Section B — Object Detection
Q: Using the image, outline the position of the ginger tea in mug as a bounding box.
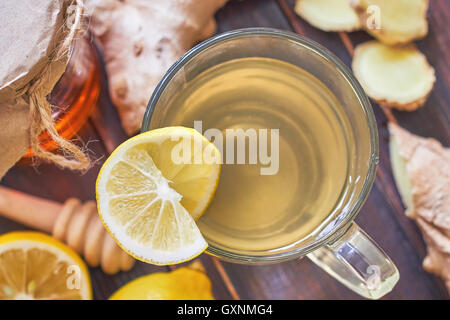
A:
[155,57,353,253]
[143,29,398,299]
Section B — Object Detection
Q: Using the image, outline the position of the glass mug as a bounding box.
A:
[142,28,399,299]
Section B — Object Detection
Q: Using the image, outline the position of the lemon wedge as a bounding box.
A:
[96,127,221,265]
[0,231,91,300]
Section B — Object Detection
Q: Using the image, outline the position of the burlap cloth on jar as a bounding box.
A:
[0,0,89,179]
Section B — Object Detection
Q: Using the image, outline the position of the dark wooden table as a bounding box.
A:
[1,0,449,300]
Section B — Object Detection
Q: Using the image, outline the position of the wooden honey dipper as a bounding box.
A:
[0,186,135,274]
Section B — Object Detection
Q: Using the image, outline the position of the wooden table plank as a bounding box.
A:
[89,39,129,155]
[216,0,293,31]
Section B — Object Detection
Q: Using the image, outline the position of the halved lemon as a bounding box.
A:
[96,127,221,265]
[109,266,214,300]
[0,231,92,300]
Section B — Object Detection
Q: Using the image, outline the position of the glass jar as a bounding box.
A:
[23,36,101,158]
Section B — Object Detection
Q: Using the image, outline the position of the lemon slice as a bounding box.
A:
[0,231,92,300]
[96,127,221,265]
[109,266,213,300]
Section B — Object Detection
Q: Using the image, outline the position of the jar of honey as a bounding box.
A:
[0,0,97,176]
[22,36,101,158]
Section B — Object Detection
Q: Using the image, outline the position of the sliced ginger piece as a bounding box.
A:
[87,0,228,135]
[295,0,361,32]
[353,0,429,45]
[389,123,450,292]
[353,41,435,110]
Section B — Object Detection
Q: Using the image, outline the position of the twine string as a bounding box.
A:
[28,81,90,171]
[27,0,90,171]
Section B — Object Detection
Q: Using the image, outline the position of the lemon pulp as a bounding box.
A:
[0,232,91,300]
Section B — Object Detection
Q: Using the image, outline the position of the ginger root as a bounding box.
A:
[295,0,361,32]
[88,0,227,135]
[389,123,450,291]
[353,41,435,111]
[353,0,429,45]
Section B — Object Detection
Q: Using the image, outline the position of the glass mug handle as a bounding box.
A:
[307,223,399,299]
